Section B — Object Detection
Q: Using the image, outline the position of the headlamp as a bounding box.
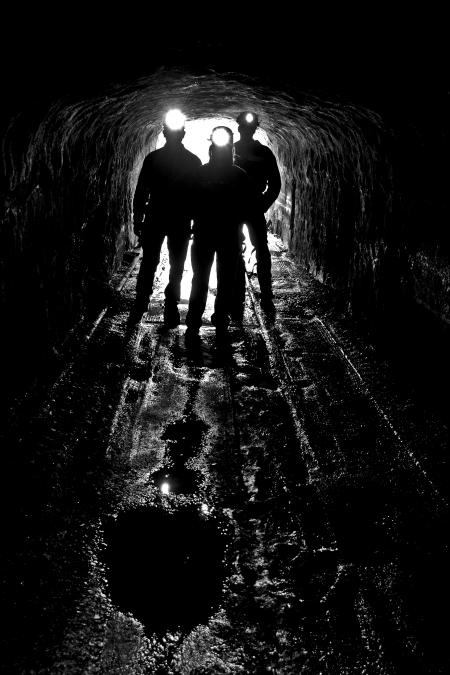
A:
[211,126,233,147]
[236,111,259,128]
[164,109,186,131]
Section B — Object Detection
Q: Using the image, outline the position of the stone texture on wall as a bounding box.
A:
[1,69,448,384]
[410,252,450,325]
[271,110,449,329]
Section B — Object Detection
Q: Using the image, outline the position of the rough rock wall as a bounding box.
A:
[1,89,159,374]
[270,100,396,319]
[1,69,448,386]
[395,117,450,327]
[271,96,449,329]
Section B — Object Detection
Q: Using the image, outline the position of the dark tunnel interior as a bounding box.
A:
[1,14,448,402]
[0,11,449,672]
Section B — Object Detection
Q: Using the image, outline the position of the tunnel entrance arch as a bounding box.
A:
[5,66,444,398]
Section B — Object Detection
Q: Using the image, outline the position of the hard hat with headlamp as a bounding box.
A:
[163,109,186,132]
[210,126,234,147]
[236,111,259,129]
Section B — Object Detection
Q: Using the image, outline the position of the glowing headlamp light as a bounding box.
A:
[164,109,186,131]
[211,127,233,147]
[237,111,258,127]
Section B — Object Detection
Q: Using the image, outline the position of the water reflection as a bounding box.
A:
[152,464,201,495]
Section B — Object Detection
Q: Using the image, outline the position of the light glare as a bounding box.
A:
[245,113,254,123]
[155,117,269,164]
[161,481,170,495]
[164,109,185,131]
[211,128,231,147]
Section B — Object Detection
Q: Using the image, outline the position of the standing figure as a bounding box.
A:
[233,111,281,320]
[130,109,201,326]
[185,126,257,343]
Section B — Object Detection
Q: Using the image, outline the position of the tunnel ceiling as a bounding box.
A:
[2,8,448,118]
[3,68,387,237]
[34,69,385,161]
[2,8,447,198]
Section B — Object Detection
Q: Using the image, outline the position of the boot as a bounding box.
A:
[185,325,201,347]
[163,303,180,328]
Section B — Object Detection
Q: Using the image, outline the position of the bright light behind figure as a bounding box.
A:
[241,224,256,268]
[155,118,269,164]
[160,482,170,495]
[242,224,252,249]
[211,128,232,147]
[245,113,254,124]
[164,109,186,131]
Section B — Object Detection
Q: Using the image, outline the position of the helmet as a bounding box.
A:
[163,109,186,132]
[210,126,234,147]
[209,126,234,163]
[236,111,259,129]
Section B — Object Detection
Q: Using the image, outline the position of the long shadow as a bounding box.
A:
[102,327,236,636]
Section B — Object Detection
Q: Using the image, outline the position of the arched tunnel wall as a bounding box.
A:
[1,70,449,386]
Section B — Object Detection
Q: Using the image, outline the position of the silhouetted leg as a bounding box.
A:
[248,215,273,302]
[230,252,246,321]
[186,238,215,330]
[214,242,240,329]
[134,229,165,310]
[165,231,190,307]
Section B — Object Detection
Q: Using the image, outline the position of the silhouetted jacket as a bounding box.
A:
[234,139,281,213]
[133,143,201,234]
[192,162,258,241]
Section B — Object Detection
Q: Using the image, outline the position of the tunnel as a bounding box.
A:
[1,13,449,675]
[1,26,449,395]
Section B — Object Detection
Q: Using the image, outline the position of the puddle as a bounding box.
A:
[162,415,208,462]
[103,505,229,634]
[151,465,201,494]
[146,413,208,494]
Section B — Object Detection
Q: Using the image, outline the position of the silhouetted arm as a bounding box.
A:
[186,156,203,224]
[238,167,261,224]
[261,150,281,212]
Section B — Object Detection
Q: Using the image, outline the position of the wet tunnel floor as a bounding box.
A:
[1,235,449,674]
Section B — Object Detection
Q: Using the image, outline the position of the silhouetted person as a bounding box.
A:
[130,110,201,326]
[185,127,257,343]
[233,111,281,320]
